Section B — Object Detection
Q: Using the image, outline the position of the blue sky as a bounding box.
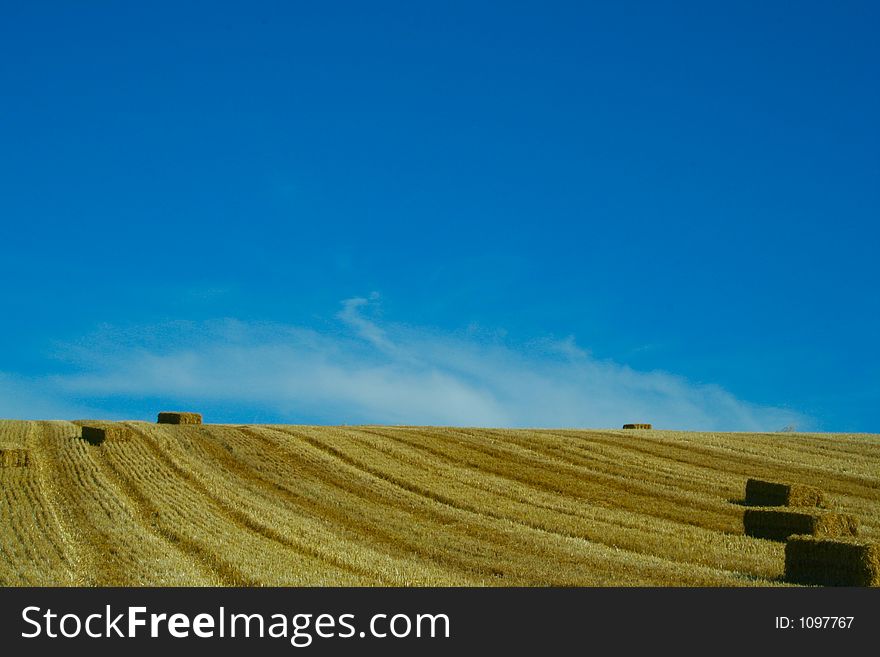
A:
[1,1,877,430]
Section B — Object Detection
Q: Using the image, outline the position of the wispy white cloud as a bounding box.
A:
[336,292,396,353]
[7,296,807,430]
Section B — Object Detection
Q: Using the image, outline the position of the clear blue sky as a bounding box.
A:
[1,1,877,431]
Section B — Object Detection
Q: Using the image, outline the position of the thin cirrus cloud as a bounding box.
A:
[11,295,808,431]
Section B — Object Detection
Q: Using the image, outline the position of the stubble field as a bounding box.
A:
[1,420,877,586]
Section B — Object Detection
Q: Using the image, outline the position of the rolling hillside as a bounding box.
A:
[1,420,878,586]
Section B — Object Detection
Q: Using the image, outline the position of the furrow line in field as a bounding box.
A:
[333,425,720,541]
[125,424,380,585]
[638,430,880,459]
[269,426,753,585]
[0,423,72,583]
[356,427,737,532]
[255,425,644,584]
[90,432,245,586]
[0,472,60,584]
[449,427,746,497]
[30,422,99,585]
[175,424,447,585]
[233,425,560,584]
[552,430,880,500]
[296,426,782,578]
[245,423,700,582]
[627,431,880,477]
[423,426,741,520]
[42,422,213,586]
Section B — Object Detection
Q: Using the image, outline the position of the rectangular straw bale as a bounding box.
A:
[785,536,880,586]
[744,478,826,507]
[80,424,130,446]
[744,508,858,542]
[622,423,652,430]
[0,447,30,467]
[157,412,202,425]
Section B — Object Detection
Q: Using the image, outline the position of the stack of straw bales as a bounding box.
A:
[0,447,30,467]
[742,478,853,542]
[157,412,202,425]
[742,477,876,586]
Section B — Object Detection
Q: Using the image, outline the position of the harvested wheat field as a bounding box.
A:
[1,420,878,586]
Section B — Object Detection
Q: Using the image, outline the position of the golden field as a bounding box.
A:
[1,420,878,586]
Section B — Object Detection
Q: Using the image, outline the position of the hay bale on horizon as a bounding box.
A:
[785,536,880,586]
[745,478,826,507]
[744,508,858,542]
[622,423,652,430]
[80,424,130,446]
[0,447,30,468]
[157,412,202,425]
